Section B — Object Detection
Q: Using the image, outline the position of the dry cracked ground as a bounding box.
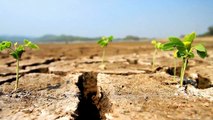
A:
[0,37,213,120]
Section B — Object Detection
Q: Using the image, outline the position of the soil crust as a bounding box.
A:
[0,39,213,120]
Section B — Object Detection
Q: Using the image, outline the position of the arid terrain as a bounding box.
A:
[0,37,213,120]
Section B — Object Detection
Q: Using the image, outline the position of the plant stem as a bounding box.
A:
[101,47,106,66]
[14,59,19,91]
[173,58,177,81]
[152,48,157,70]
[180,58,187,87]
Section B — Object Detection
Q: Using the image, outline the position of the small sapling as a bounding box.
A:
[162,32,207,86]
[151,40,163,69]
[97,36,113,69]
[0,39,39,91]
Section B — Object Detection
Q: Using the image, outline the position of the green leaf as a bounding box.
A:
[0,41,12,51]
[151,40,157,45]
[168,37,186,52]
[176,51,183,58]
[97,39,106,47]
[97,39,103,44]
[183,32,196,43]
[182,32,196,51]
[24,39,39,49]
[194,44,207,58]
[16,45,24,51]
[108,36,114,41]
[194,44,206,52]
[188,52,195,58]
[183,41,191,50]
[156,42,162,49]
[28,43,39,49]
[168,37,185,47]
[24,39,30,45]
[10,45,25,59]
[97,36,113,47]
[161,42,176,51]
[10,52,19,59]
[178,50,187,57]
[151,40,163,49]
[197,51,207,58]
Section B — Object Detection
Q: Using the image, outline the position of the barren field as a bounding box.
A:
[0,38,213,120]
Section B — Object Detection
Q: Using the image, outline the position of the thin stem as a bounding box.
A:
[152,48,157,70]
[173,58,177,81]
[14,58,19,91]
[101,47,106,65]
[180,58,187,87]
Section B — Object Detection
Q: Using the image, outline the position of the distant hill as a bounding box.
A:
[36,34,100,43]
[0,34,148,43]
[0,35,100,43]
[0,35,35,42]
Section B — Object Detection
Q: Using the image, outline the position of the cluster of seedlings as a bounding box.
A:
[0,32,208,90]
[0,32,209,120]
[151,32,207,86]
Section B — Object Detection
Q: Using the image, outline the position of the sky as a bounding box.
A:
[0,0,213,38]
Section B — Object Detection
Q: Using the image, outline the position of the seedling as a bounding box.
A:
[97,36,113,68]
[0,39,39,91]
[151,40,163,69]
[162,32,207,86]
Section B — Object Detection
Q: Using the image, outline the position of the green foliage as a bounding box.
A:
[194,44,207,58]
[97,36,114,48]
[161,32,207,86]
[162,32,207,59]
[151,40,163,49]
[0,41,12,51]
[24,39,39,49]
[10,45,24,59]
[183,32,196,42]
[0,39,39,60]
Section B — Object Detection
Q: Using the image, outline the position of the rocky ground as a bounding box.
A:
[0,38,213,120]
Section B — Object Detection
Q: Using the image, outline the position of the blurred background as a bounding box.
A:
[0,0,213,43]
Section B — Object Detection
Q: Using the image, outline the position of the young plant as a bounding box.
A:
[97,36,113,68]
[151,40,163,69]
[162,32,207,86]
[0,39,39,91]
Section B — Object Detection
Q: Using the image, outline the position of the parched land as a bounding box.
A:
[0,37,213,120]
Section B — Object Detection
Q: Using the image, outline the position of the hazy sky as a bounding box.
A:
[0,0,213,38]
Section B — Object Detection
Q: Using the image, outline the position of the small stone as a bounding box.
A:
[99,64,106,70]
[12,93,18,98]
[105,113,113,120]
[174,93,179,96]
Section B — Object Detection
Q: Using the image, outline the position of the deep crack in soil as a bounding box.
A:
[74,72,112,120]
